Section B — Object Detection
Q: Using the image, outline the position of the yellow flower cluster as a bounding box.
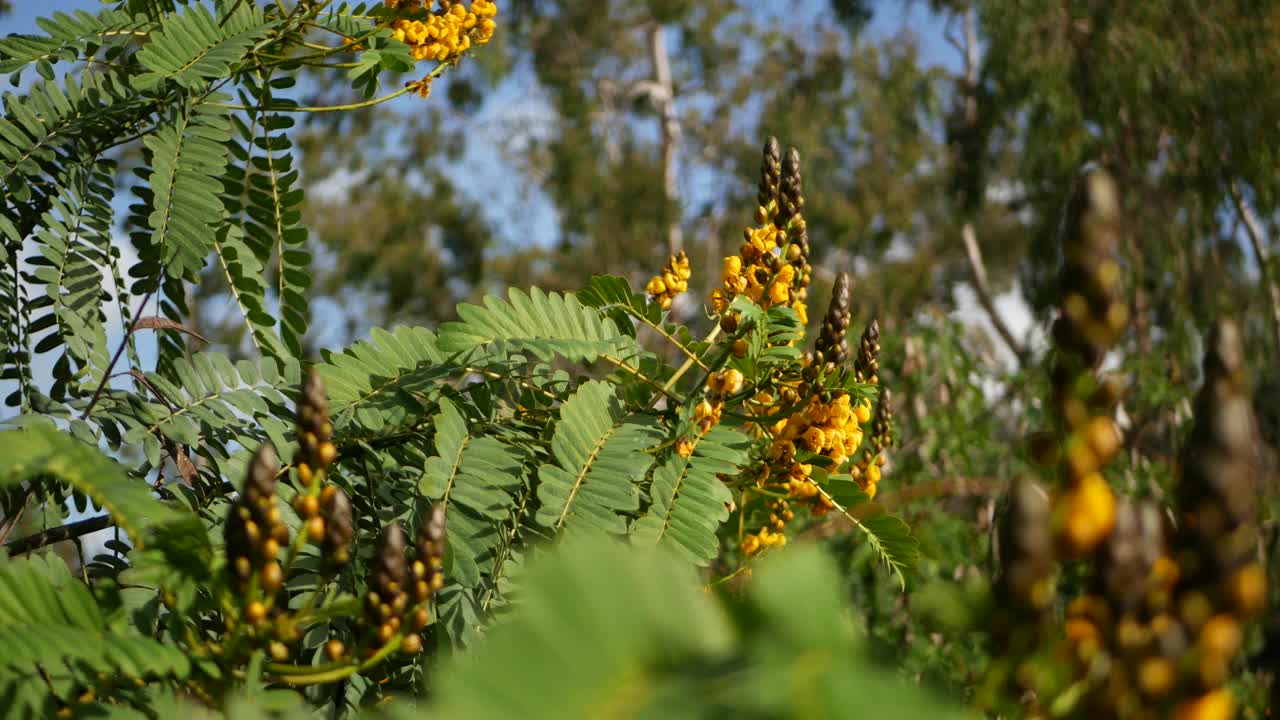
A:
[728,139,872,559]
[774,392,872,473]
[646,251,691,310]
[709,223,808,326]
[740,521,787,556]
[388,1,497,63]
[740,392,874,557]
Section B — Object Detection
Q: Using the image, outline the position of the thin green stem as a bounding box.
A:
[603,353,683,403]
[629,309,708,370]
[813,483,905,590]
[466,366,560,403]
[216,84,413,114]
[663,325,721,397]
[292,574,337,620]
[266,622,409,685]
[708,562,751,588]
[247,649,266,692]
[275,25,381,64]
[643,322,722,413]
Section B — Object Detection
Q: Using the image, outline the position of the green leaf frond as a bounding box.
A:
[631,425,750,565]
[0,8,148,77]
[439,287,647,369]
[133,3,271,92]
[317,325,446,433]
[0,552,191,717]
[536,380,663,534]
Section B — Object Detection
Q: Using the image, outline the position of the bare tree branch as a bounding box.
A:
[962,2,980,108]
[3,514,114,556]
[948,4,1028,367]
[963,222,1029,364]
[647,23,682,255]
[1228,182,1280,358]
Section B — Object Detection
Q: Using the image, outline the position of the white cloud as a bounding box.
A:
[946,279,1049,405]
[310,166,368,204]
[949,279,1045,371]
[883,233,915,262]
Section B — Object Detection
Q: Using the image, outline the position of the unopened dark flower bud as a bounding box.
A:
[322,486,355,568]
[758,137,782,213]
[224,444,289,596]
[413,504,448,603]
[296,370,336,484]
[814,273,852,368]
[776,147,804,229]
[363,523,409,649]
[995,479,1055,618]
[853,319,880,385]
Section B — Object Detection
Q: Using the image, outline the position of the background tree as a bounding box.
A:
[2,0,1279,713]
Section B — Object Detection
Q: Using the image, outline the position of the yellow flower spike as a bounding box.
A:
[1225,563,1267,616]
[847,428,863,450]
[648,252,691,309]
[703,374,722,393]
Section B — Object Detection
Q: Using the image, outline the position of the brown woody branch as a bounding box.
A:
[963,223,1029,364]
[1228,182,1280,359]
[3,514,115,556]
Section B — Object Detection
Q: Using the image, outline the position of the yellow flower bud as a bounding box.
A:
[721,369,744,395]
